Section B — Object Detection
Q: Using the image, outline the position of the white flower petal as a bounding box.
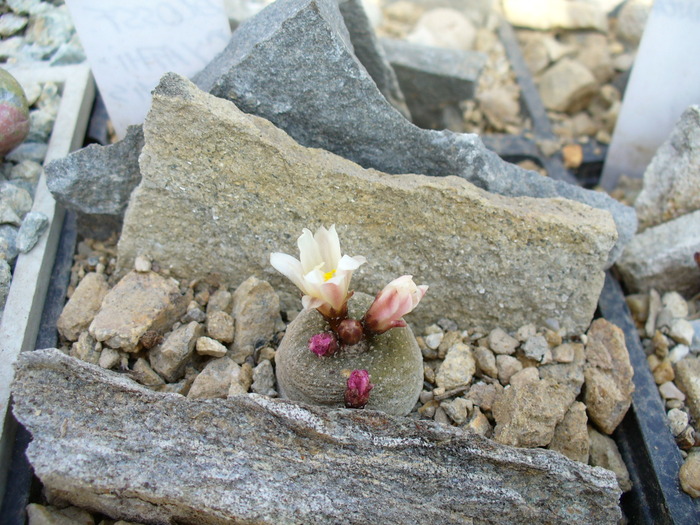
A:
[315,224,342,271]
[270,253,307,293]
[298,228,323,274]
[337,254,366,271]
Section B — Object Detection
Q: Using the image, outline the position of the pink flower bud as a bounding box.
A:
[363,275,428,335]
[337,318,364,346]
[344,369,374,409]
[308,332,338,357]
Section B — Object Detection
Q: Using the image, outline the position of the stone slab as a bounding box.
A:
[192,0,635,266]
[11,348,622,524]
[616,209,700,298]
[117,73,617,334]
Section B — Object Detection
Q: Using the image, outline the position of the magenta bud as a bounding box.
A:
[344,369,374,409]
[308,332,338,357]
[337,318,364,346]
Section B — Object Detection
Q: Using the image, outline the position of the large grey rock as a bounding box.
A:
[634,105,700,231]
[192,0,635,265]
[12,348,622,524]
[45,124,144,217]
[117,74,617,333]
[337,0,410,119]
[616,210,700,298]
[381,37,486,127]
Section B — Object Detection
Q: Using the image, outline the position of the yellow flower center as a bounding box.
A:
[323,269,336,281]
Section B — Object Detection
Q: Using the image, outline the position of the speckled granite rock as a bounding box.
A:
[11,348,622,524]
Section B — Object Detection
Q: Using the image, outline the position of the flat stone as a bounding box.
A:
[502,0,608,31]
[381,37,485,126]
[188,356,237,399]
[583,319,634,434]
[57,272,109,341]
[45,124,144,217]
[537,58,597,114]
[588,426,632,492]
[675,357,700,423]
[12,348,623,524]
[117,73,616,334]
[231,276,280,361]
[191,0,634,265]
[149,321,203,382]
[549,401,590,463]
[16,210,48,253]
[616,210,700,298]
[635,106,700,231]
[89,270,190,352]
[436,342,476,391]
[492,377,573,448]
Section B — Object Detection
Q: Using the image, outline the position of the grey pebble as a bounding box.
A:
[16,211,48,253]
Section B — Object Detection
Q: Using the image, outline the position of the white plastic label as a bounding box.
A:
[600,0,700,189]
[66,0,231,139]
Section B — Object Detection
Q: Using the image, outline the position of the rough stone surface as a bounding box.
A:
[12,349,622,524]
[230,276,279,361]
[337,0,409,119]
[381,37,485,126]
[276,293,423,416]
[675,357,700,424]
[436,342,476,391]
[588,426,632,492]
[616,209,700,298]
[149,321,203,382]
[195,336,227,357]
[16,210,48,253]
[191,0,634,264]
[56,272,109,341]
[537,58,597,114]
[549,401,589,463]
[188,356,236,399]
[88,270,189,352]
[45,124,144,216]
[583,319,634,434]
[635,106,700,231]
[205,310,234,344]
[117,73,617,333]
[492,377,574,448]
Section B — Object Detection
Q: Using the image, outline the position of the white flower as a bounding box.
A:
[270,225,366,318]
[363,275,428,334]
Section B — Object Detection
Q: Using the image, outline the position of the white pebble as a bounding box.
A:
[669,344,690,364]
[659,381,686,401]
[134,255,152,272]
[667,408,689,437]
[425,332,444,350]
[670,319,694,346]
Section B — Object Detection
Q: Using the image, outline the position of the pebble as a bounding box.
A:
[515,323,537,342]
[487,327,519,355]
[496,354,522,385]
[0,258,11,316]
[0,223,19,262]
[441,397,471,425]
[419,390,434,404]
[0,200,22,226]
[670,319,695,346]
[26,503,94,525]
[182,301,206,323]
[465,407,491,437]
[98,347,121,370]
[437,330,461,358]
[207,287,232,314]
[0,13,28,37]
[206,310,235,343]
[433,406,450,425]
[680,450,700,498]
[10,159,42,185]
[662,291,689,318]
[645,289,661,338]
[652,358,675,385]
[509,366,539,389]
[134,255,152,272]
[424,331,443,350]
[465,381,502,412]
[5,141,47,163]
[669,344,690,364]
[406,8,476,51]
[522,334,550,363]
[588,426,632,492]
[251,359,275,395]
[188,357,236,399]
[473,346,498,378]
[16,210,48,253]
[659,381,686,402]
[436,317,458,332]
[196,336,228,358]
[668,408,690,437]
[56,272,109,341]
[70,331,100,366]
[149,321,203,382]
[132,358,165,387]
[423,364,435,384]
[552,343,575,363]
[436,342,476,391]
[0,181,32,219]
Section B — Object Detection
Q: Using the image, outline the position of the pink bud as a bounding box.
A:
[364,275,428,335]
[337,318,364,346]
[308,332,338,357]
[344,369,374,409]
